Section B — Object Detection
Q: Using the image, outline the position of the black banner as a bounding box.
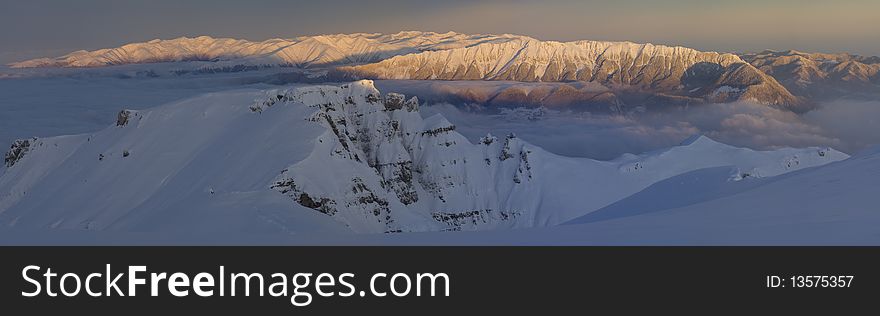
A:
[1,247,876,314]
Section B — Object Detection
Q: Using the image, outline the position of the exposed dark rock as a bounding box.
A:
[383,93,406,111]
[298,193,335,215]
[116,110,138,127]
[347,177,392,221]
[514,149,533,184]
[480,134,497,145]
[499,134,517,161]
[4,138,36,168]
[431,209,519,231]
[272,178,337,215]
[403,96,419,112]
[377,161,419,205]
[365,93,380,104]
[421,125,456,137]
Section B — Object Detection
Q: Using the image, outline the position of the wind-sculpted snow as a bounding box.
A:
[0,81,847,234]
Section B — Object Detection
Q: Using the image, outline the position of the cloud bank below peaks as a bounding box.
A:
[421,99,880,160]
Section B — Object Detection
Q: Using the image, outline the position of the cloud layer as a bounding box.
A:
[422,100,880,160]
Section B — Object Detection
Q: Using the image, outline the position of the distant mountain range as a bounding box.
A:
[9,32,880,111]
[741,50,880,97]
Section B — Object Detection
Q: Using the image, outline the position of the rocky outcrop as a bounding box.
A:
[431,209,519,231]
[116,109,140,127]
[4,138,36,168]
[382,93,419,112]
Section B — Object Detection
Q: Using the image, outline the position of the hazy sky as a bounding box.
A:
[2,0,878,63]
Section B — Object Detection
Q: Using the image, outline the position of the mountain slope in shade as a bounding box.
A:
[374,80,625,113]
[0,81,846,234]
[742,50,880,97]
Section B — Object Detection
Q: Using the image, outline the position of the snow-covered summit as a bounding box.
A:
[680,134,712,146]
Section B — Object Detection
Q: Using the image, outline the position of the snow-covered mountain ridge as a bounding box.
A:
[9,32,802,108]
[741,50,880,97]
[9,32,519,69]
[0,81,847,234]
[343,37,800,107]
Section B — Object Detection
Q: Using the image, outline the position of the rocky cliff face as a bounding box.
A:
[257,81,538,232]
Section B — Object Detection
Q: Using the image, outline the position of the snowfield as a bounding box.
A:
[1,80,870,244]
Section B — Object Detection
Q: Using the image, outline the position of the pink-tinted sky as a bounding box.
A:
[1,0,878,63]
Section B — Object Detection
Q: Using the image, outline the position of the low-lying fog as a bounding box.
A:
[1,71,877,161]
[422,100,880,160]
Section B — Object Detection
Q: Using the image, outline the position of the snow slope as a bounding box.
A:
[0,81,847,235]
[555,149,880,245]
[0,89,347,234]
[3,151,877,245]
